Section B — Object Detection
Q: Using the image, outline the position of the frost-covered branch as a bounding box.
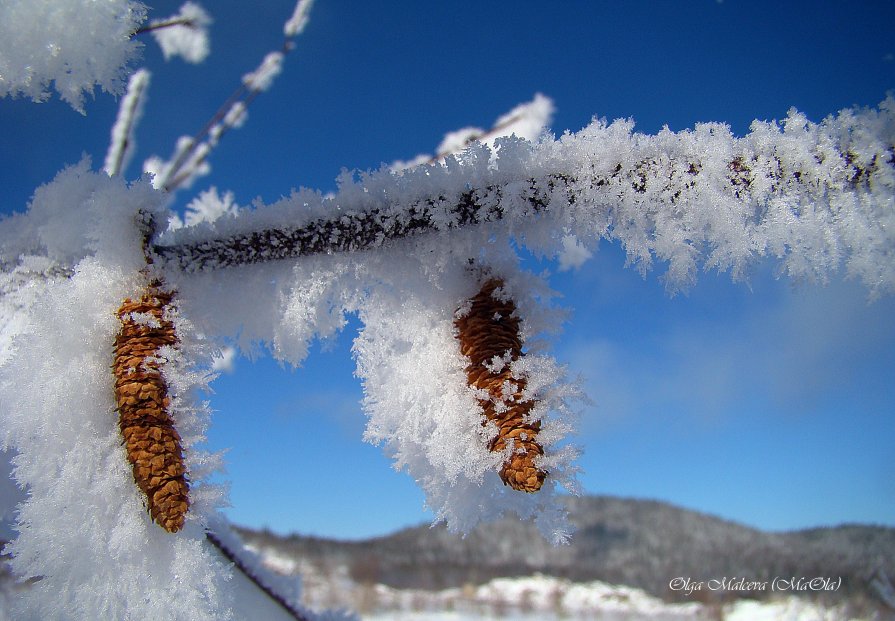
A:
[146,1,313,192]
[151,98,895,295]
[104,69,151,177]
[140,2,212,64]
[283,0,315,37]
[151,177,556,270]
[135,17,198,34]
[391,93,555,171]
[0,0,147,111]
[205,531,311,621]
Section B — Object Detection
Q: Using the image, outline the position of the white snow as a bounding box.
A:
[284,0,316,37]
[104,68,152,177]
[723,598,855,621]
[391,94,555,171]
[0,0,147,111]
[278,569,864,621]
[150,2,212,64]
[243,52,285,92]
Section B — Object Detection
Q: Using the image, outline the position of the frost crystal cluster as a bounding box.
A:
[104,69,151,177]
[0,0,147,111]
[155,97,895,296]
[149,2,212,64]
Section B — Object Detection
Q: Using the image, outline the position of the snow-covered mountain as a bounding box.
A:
[237,495,895,620]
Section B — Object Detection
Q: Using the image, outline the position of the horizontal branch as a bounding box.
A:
[149,145,893,273]
[150,178,559,271]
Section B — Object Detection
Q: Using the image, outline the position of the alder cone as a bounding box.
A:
[455,279,546,492]
[112,283,189,532]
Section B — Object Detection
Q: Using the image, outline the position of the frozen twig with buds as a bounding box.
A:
[150,97,895,298]
[391,93,555,171]
[136,1,211,64]
[145,0,314,193]
[104,69,151,177]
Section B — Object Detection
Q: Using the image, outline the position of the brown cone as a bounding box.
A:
[455,278,546,492]
[112,283,189,532]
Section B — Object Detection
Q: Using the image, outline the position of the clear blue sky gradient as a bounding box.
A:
[1,0,894,539]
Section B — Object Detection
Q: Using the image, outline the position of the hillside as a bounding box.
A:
[236,495,895,605]
[3,495,893,618]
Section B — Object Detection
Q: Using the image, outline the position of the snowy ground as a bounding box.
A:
[285,564,869,621]
[0,545,879,621]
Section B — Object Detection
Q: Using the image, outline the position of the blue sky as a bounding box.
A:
[2,0,894,540]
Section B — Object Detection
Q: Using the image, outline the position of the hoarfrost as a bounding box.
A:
[391,94,555,171]
[158,96,895,296]
[0,166,238,619]
[243,52,284,93]
[104,69,152,177]
[150,2,212,64]
[223,101,249,131]
[145,135,212,192]
[0,0,147,112]
[491,92,556,146]
[182,187,240,228]
[284,0,315,37]
[210,346,237,373]
[1,260,234,620]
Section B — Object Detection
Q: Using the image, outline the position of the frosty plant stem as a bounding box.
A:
[134,16,202,36]
[104,69,151,178]
[205,532,311,621]
[150,141,894,276]
[150,1,312,192]
[151,176,556,270]
[147,97,895,281]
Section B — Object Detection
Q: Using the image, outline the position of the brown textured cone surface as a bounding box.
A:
[112,283,189,533]
[455,279,546,492]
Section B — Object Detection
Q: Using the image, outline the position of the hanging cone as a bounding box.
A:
[112,282,189,532]
[455,278,546,492]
